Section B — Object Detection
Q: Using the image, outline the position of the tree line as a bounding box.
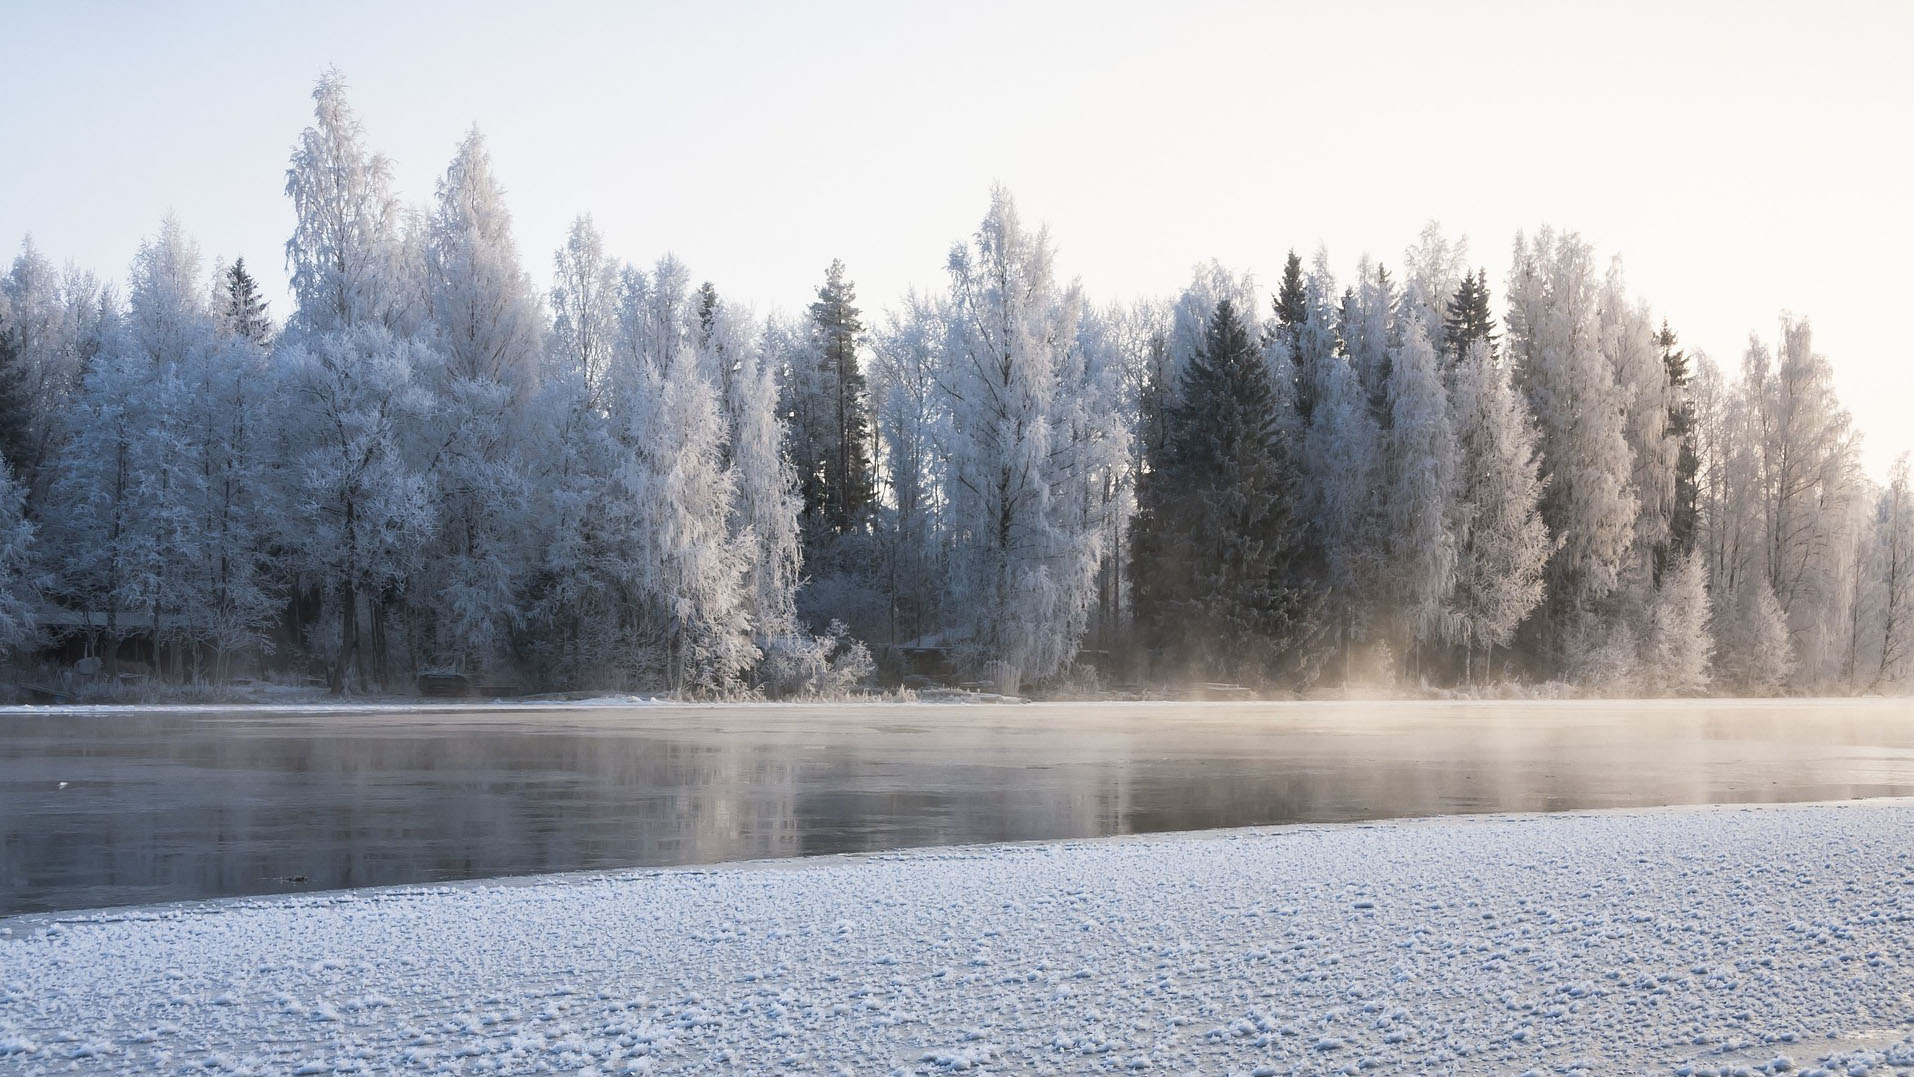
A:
[0,72,1906,697]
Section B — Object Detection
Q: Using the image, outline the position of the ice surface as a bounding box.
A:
[4,801,1914,1074]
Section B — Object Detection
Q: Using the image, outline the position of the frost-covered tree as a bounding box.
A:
[1381,317,1460,666]
[1505,228,1638,663]
[3,241,112,502]
[868,293,947,649]
[1716,575,1793,694]
[720,308,803,645]
[522,305,622,687]
[217,258,272,345]
[42,348,158,677]
[1748,318,1863,684]
[1641,553,1712,695]
[1296,255,1384,677]
[937,187,1112,690]
[607,259,757,694]
[1599,264,1676,578]
[274,326,437,692]
[413,128,544,674]
[284,70,409,334]
[182,328,279,679]
[1401,222,1468,344]
[549,216,621,402]
[1131,298,1312,684]
[40,220,240,681]
[426,128,541,395]
[1868,456,1913,690]
[1449,339,1550,683]
[1342,257,1397,421]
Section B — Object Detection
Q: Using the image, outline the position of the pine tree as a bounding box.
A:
[1131,298,1312,684]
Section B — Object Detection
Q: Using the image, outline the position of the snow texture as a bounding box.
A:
[6,801,1914,1074]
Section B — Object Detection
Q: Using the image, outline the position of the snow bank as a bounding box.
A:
[5,802,1914,1074]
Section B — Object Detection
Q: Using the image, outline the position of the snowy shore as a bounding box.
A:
[6,803,1914,1076]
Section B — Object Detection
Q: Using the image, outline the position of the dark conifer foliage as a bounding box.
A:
[1441,269,1497,361]
[1275,251,1307,330]
[0,311,32,482]
[221,259,272,345]
[1661,320,1700,568]
[1131,298,1313,682]
[798,260,875,535]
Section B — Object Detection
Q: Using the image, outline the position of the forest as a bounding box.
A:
[0,72,1907,699]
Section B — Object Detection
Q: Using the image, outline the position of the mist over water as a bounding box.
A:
[4,698,1912,916]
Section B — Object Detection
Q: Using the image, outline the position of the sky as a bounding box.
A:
[3,0,1910,478]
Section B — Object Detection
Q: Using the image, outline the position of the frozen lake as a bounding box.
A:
[3,697,1911,915]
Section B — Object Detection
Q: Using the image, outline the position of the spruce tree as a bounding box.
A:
[0,310,32,481]
[1660,320,1700,567]
[220,258,272,345]
[1274,250,1307,330]
[803,260,874,535]
[1131,298,1312,684]
[1272,250,1311,419]
[1441,269,1496,362]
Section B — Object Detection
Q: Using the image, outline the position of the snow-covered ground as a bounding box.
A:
[5,802,1914,1076]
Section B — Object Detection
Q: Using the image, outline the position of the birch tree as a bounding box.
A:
[937,186,1111,690]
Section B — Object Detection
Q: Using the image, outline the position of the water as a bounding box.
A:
[3,698,1911,915]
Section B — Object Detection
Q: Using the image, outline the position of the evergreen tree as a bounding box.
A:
[1274,250,1307,331]
[219,259,272,345]
[1660,321,1700,568]
[1131,298,1312,684]
[0,309,32,478]
[0,461,37,655]
[793,260,875,535]
[1441,269,1497,362]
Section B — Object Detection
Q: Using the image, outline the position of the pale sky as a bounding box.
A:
[3,0,1909,478]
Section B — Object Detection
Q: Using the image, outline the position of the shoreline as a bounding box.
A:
[7,800,1914,1073]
